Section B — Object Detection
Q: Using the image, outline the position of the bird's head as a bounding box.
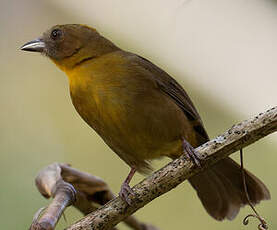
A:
[21,24,119,70]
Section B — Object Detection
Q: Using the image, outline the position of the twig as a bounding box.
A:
[29,163,160,230]
[65,106,277,230]
[240,149,268,230]
[30,166,76,230]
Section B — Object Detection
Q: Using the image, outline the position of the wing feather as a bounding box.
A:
[134,55,209,142]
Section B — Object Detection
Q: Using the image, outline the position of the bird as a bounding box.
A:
[21,24,270,220]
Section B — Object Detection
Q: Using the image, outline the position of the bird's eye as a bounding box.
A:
[51,29,62,40]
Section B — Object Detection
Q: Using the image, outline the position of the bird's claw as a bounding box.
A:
[182,139,202,167]
[119,182,135,205]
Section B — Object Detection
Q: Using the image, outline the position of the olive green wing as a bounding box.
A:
[134,54,209,143]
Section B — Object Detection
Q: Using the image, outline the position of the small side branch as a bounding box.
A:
[30,163,159,230]
[65,106,277,230]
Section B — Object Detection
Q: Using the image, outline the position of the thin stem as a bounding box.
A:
[240,149,268,230]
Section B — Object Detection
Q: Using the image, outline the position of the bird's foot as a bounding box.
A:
[119,182,135,205]
[182,138,202,167]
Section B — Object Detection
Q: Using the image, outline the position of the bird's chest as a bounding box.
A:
[68,71,137,143]
[69,73,151,163]
[67,66,185,164]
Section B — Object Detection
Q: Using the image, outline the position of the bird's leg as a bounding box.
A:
[119,167,136,205]
[182,138,202,167]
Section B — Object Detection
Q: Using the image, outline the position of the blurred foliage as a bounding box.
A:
[0,0,275,229]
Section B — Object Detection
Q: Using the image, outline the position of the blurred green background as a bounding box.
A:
[0,0,276,229]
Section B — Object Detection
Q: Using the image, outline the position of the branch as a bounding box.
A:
[30,163,159,230]
[66,106,277,230]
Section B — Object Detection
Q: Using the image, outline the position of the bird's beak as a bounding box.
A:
[20,38,45,52]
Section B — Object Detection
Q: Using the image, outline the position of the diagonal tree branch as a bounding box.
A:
[67,106,277,230]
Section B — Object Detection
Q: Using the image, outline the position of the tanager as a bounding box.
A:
[21,24,270,220]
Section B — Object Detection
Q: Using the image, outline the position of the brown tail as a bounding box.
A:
[189,157,270,220]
